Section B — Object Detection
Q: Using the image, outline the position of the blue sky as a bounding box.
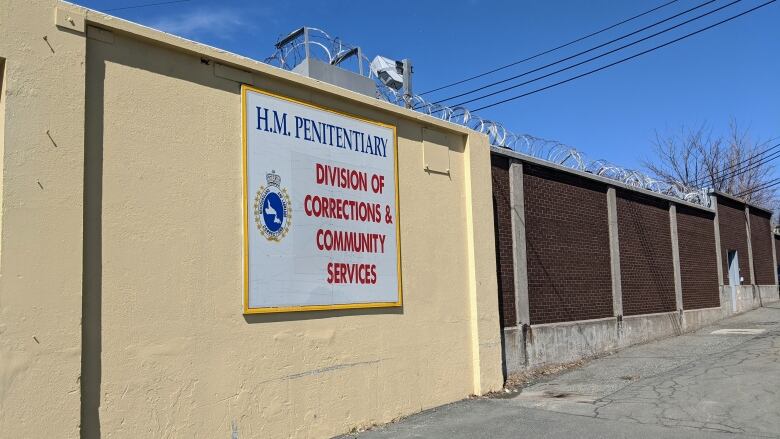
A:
[75,0,780,170]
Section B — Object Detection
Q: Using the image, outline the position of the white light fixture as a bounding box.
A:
[370,56,404,90]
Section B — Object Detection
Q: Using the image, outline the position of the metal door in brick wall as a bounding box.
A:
[728,250,740,312]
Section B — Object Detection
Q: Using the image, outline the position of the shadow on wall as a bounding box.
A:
[81,56,104,439]
[243,306,404,324]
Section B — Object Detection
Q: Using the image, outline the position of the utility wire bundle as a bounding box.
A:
[260,0,777,207]
[398,0,778,205]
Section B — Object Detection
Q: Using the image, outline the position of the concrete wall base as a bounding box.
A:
[618,311,682,349]
[724,285,764,314]
[502,326,526,373]
[502,287,777,376]
[682,306,726,331]
[523,317,617,369]
[757,285,780,304]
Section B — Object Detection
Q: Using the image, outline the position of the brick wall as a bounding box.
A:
[676,205,719,309]
[749,209,774,285]
[617,190,676,316]
[491,155,516,327]
[717,196,751,285]
[523,164,613,324]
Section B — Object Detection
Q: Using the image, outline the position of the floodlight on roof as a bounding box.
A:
[370,56,404,90]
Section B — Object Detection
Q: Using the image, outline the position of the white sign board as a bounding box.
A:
[242,85,402,313]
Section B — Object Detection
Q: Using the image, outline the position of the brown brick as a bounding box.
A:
[617,190,676,316]
[523,164,613,324]
[717,197,751,285]
[749,209,774,285]
[676,205,719,309]
[491,155,516,327]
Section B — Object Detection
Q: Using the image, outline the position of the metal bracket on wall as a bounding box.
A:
[55,8,85,33]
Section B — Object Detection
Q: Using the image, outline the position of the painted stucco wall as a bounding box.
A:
[0,1,86,437]
[1,2,503,438]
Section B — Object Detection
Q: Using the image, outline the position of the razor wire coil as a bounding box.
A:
[265,28,711,208]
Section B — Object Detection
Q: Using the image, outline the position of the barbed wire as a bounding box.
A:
[265,28,711,207]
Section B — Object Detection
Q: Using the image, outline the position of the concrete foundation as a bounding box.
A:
[757,285,780,304]
[524,317,617,368]
[502,326,526,373]
[726,285,762,313]
[619,312,682,349]
[502,288,775,374]
[682,306,725,331]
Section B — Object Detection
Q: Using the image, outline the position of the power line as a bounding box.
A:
[649,144,780,193]
[444,0,744,109]
[700,148,780,188]
[469,0,776,113]
[419,0,681,96]
[734,177,780,197]
[105,0,193,12]
[688,142,780,188]
[428,0,720,107]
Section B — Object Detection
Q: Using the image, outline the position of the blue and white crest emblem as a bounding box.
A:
[254,170,291,241]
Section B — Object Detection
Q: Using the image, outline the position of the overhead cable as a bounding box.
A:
[734,177,780,197]
[446,0,747,109]
[429,0,722,107]
[468,0,777,112]
[105,0,193,12]
[419,0,681,95]
[692,142,780,188]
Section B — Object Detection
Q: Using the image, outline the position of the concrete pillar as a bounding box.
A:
[772,230,778,286]
[710,194,724,286]
[509,161,530,326]
[669,204,684,311]
[607,187,623,317]
[463,133,505,395]
[745,206,756,285]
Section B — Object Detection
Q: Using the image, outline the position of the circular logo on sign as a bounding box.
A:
[254,170,291,241]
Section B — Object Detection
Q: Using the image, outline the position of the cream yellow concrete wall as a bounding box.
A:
[0,2,503,437]
[0,1,87,437]
[87,30,501,438]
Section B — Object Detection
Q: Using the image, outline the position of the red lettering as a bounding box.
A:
[325,263,378,284]
[315,164,369,192]
[303,195,384,223]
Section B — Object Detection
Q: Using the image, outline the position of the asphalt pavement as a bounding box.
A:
[340,303,780,438]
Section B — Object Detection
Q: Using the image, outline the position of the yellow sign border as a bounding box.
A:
[242,84,403,314]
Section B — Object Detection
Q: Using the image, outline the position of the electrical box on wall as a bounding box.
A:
[422,127,450,174]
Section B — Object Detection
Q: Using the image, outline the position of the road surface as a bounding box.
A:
[341,303,780,438]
